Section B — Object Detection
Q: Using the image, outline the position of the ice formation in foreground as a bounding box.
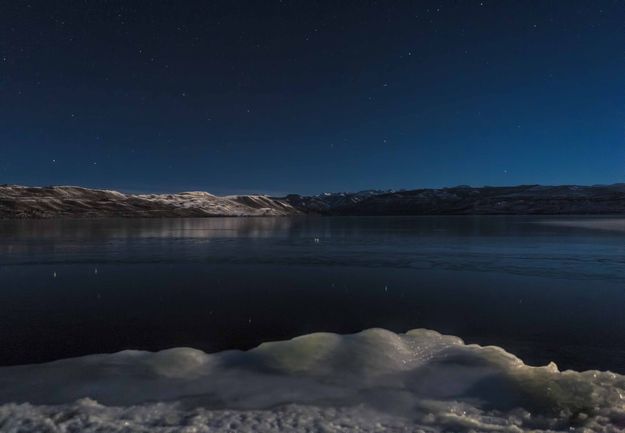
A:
[1,329,624,432]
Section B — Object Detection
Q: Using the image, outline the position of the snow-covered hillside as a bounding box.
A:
[4,183,625,218]
[0,185,299,218]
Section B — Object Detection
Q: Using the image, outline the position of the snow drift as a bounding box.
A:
[1,328,624,432]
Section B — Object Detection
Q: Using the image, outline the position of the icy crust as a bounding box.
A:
[1,329,624,432]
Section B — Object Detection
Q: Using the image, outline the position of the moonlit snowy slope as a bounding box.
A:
[5,184,625,218]
[0,185,299,217]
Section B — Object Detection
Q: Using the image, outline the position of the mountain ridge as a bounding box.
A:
[2,183,625,218]
[0,185,299,218]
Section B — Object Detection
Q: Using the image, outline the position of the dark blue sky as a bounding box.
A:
[1,1,624,195]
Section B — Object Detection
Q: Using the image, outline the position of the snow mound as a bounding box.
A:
[1,328,624,432]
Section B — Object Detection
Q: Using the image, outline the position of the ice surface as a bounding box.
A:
[1,328,624,432]
[537,218,625,233]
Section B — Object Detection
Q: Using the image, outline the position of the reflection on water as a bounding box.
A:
[536,218,625,232]
[0,217,297,240]
[1,216,625,371]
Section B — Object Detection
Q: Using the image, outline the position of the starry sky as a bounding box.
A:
[1,0,624,195]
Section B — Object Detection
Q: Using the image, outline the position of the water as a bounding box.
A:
[1,216,625,372]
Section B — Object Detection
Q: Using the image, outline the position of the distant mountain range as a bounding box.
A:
[3,184,625,218]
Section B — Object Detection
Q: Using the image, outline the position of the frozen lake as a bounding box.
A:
[2,215,625,372]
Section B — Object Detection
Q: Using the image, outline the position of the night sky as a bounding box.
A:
[1,1,624,195]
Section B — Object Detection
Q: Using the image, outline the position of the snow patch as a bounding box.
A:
[1,328,624,432]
